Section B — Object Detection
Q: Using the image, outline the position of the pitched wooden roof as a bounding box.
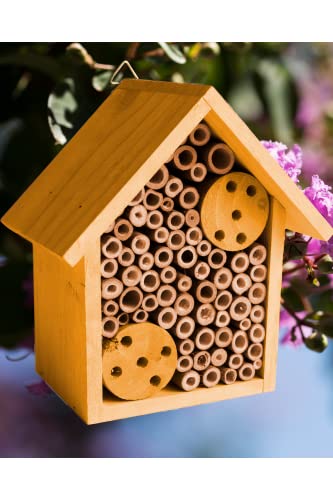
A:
[2,79,332,266]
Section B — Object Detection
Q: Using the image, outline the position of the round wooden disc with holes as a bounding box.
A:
[201,172,269,251]
[102,322,177,400]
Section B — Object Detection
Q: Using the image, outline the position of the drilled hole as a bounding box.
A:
[137,357,148,367]
[226,181,237,192]
[232,210,242,220]
[121,336,132,347]
[247,185,257,197]
[215,230,225,241]
[111,366,122,377]
[150,375,161,386]
[161,346,172,357]
[236,233,247,244]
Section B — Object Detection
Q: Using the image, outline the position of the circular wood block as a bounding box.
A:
[201,172,269,251]
[102,322,177,400]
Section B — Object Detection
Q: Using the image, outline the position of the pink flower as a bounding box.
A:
[303,174,333,226]
[261,140,302,183]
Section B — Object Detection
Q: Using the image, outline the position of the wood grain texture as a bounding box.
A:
[204,87,333,241]
[260,197,286,391]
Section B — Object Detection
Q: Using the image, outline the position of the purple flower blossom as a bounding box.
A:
[261,140,302,183]
[303,174,333,226]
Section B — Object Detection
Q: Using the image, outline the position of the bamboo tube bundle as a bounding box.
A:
[250,264,267,283]
[160,266,177,284]
[229,296,252,321]
[181,163,207,183]
[250,305,265,324]
[188,122,211,147]
[194,327,215,350]
[114,218,134,241]
[230,252,250,273]
[146,165,169,190]
[248,244,267,265]
[140,270,160,293]
[185,209,201,228]
[120,265,142,287]
[146,210,164,230]
[143,189,164,210]
[172,370,200,391]
[156,285,177,307]
[210,348,228,367]
[101,235,122,259]
[174,293,195,316]
[245,343,263,362]
[165,176,184,198]
[132,309,149,323]
[248,283,267,305]
[150,307,177,330]
[248,324,265,343]
[118,247,135,267]
[118,312,130,326]
[215,310,231,328]
[125,204,148,228]
[154,246,174,269]
[102,299,119,317]
[231,273,252,295]
[233,317,252,331]
[195,280,217,304]
[176,338,195,356]
[146,227,169,244]
[215,290,233,311]
[228,353,244,370]
[188,261,210,281]
[231,330,249,354]
[176,273,192,292]
[197,239,211,257]
[177,355,194,373]
[220,367,237,385]
[208,248,227,269]
[137,252,154,271]
[166,211,185,230]
[175,245,198,269]
[173,145,198,171]
[128,188,145,206]
[201,366,220,388]
[253,359,263,371]
[238,363,255,381]
[193,351,211,371]
[130,232,150,255]
[119,287,143,313]
[167,230,186,250]
[193,303,216,326]
[201,142,235,175]
[102,316,119,339]
[170,316,195,339]
[141,293,159,312]
[101,258,118,278]
[101,277,124,300]
[215,327,233,348]
[178,186,200,209]
[185,226,203,246]
[161,197,174,212]
[211,267,233,290]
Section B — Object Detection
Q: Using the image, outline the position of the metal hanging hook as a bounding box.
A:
[111,60,139,85]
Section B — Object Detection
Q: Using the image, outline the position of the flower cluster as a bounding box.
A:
[261,140,302,183]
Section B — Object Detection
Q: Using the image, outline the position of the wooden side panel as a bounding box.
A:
[33,244,89,421]
[260,198,286,391]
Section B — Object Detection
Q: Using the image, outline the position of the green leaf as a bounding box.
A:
[158,43,186,64]
[317,254,333,274]
[304,331,328,353]
[92,70,113,91]
[282,287,304,312]
[318,313,333,338]
[48,77,77,145]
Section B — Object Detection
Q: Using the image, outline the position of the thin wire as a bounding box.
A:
[111,60,139,85]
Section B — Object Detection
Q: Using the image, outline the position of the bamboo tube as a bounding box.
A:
[160,266,177,284]
[128,188,145,206]
[174,293,195,316]
[210,348,228,367]
[250,305,265,324]
[143,189,163,210]
[248,324,265,343]
[194,327,215,350]
[102,316,119,338]
[140,270,160,293]
[161,197,174,212]
[101,278,124,300]
[233,317,252,331]
[119,286,143,313]
[220,367,237,385]
[104,220,115,233]
[208,248,227,269]
[102,299,119,317]
[125,204,148,228]
[157,285,177,307]
[118,247,135,267]
[114,219,134,241]
[172,370,200,391]
[197,239,211,257]
[120,265,142,287]
[118,312,129,326]
[185,226,203,246]
[173,145,198,170]
[176,273,192,292]
[215,327,233,348]
[228,353,244,370]
[176,338,195,356]
[185,209,201,228]
[167,230,186,250]
[175,245,198,269]
[248,283,267,305]
[141,293,159,312]
[231,273,252,295]
[201,366,220,388]
[188,261,210,281]
[215,310,231,328]
[195,280,218,304]
[249,244,267,265]
[101,258,118,278]
[250,264,267,283]
[231,330,249,354]
[189,122,211,146]
[146,210,164,230]
[130,232,150,255]
[246,343,263,361]
[165,176,184,198]
[151,307,177,329]
[253,359,263,370]
[147,226,169,244]
[238,363,255,381]
[215,290,233,311]
[170,316,195,339]
[101,235,123,259]
[166,211,185,230]
[193,351,211,371]
[202,142,235,175]
[194,303,216,326]
[154,246,174,269]
[211,268,233,290]
[230,252,250,273]
[229,296,251,321]
[178,187,200,209]
[132,309,149,323]
[177,355,194,373]
[147,164,169,189]
[138,252,154,271]
[181,163,207,183]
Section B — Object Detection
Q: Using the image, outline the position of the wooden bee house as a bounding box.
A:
[2,79,332,424]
